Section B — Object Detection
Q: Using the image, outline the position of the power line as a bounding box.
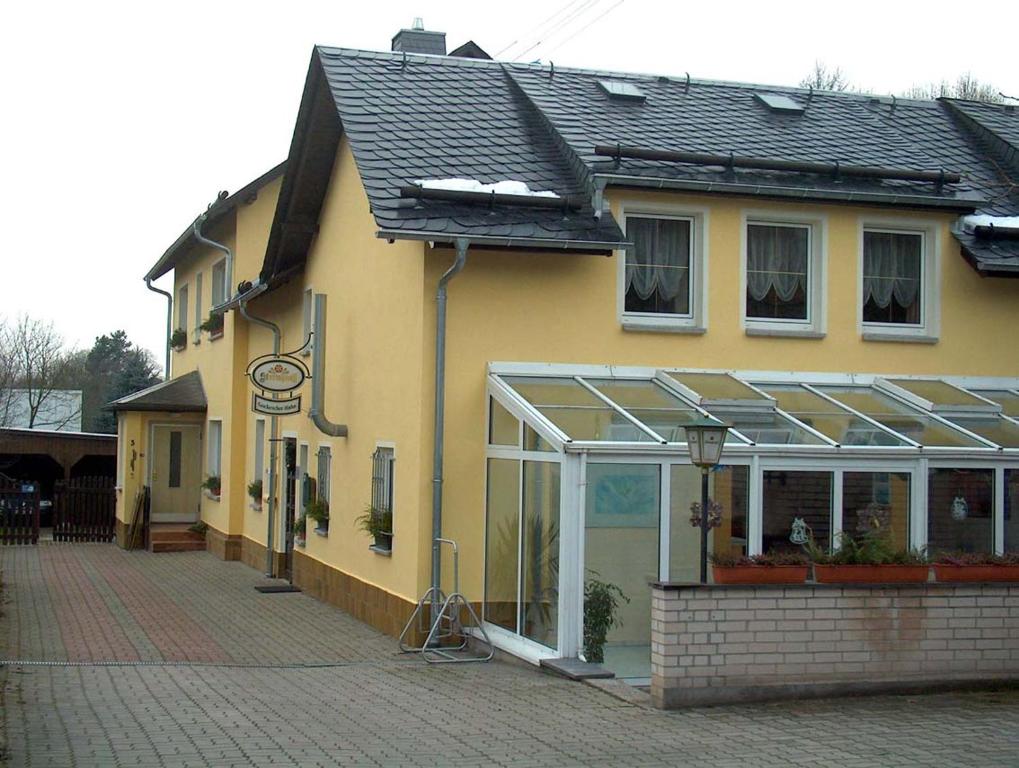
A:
[511,0,603,62]
[542,0,626,59]
[493,0,589,59]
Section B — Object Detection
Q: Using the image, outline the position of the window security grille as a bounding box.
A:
[371,447,394,541]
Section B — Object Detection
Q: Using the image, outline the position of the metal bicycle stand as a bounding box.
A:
[398,538,494,663]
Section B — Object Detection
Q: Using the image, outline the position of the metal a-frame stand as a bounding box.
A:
[398,538,494,663]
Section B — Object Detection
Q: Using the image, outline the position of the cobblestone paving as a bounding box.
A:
[2,545,1019,767]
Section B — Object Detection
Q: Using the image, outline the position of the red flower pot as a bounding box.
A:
[813,564,929,584]
[712,565,809,585]
[933,564,1019,583]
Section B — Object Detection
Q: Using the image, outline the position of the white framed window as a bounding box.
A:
[859,219,939,342]
[253,418,265,484]
[301,288,314,357]
[741,211,826,338]
[177,283,189,333]
[207,419,222,477]
[370,444,395,552]
[317,445,331,505]
[618,204,708,333]
[193,271,203,343]
[211,260,227,306]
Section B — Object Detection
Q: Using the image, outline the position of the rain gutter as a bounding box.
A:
[145,279,173,379]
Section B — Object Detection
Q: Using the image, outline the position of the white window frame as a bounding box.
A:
[211,259,227,307]
[177,283,189,333]
[207,419,222,478]
[371,441,396,553]
[301,288,314,357]
[193,271,203,344]
[858,218,940,343]
[617,202,709,334]
[740,210,827,338]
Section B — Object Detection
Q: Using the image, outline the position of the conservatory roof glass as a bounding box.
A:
[492,368,1019,451]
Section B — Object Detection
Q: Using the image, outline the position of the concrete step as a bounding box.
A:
[149,528,205,544]
[150,538,207,553]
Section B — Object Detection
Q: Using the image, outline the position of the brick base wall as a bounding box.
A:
[652,583,1019,708]
[206,527,242,561]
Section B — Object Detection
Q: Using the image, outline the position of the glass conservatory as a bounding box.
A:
[483,363,1019,680]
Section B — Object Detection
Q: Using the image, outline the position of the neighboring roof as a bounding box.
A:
[448,41,491,60]
[107,371,207,413]
[145,162,286,282]
[259,48,1019,282]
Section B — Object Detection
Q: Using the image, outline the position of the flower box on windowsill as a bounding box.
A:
[713,565,808,585]
[295,536,306,548]
[202,490,221,502]
[209,328,224,341]
[813,564,929,584]
[933,564,1019,583]
[314,527,328,537]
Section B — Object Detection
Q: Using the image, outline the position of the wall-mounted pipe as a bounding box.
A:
[431,238,468,616]
[145,278,173,380]
[239,300,282,577]
[310,294,349,438]
[194,213,234,304]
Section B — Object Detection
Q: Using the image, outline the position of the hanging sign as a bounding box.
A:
[248,358,307,393]
[252,393,302,416]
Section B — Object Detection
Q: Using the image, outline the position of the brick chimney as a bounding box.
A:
[391,18,447,56]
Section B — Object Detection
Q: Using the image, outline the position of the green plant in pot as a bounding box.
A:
[583,574,628,664]
[293,514,307,545]
[356,505,392,549]
[808,525,928,583]
[247,479,262,508]
[305,498,329,532]
[709,550,810,584]
[201,475,221,497]
[169,328,187,350]
[200,312,224,336]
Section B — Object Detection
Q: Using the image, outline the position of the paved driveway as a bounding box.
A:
[2,545,1018,767]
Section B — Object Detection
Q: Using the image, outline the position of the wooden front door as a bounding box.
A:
[149,425,201,523]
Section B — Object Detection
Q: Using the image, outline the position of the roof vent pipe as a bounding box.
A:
[145,278,173,380]
[310,294,349,438]
[194,213,233,307]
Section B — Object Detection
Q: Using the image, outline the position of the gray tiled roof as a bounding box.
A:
[107,371,206,413]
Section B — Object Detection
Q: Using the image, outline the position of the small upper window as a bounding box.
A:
[746,223,810,321]
[862,230,922,326]
[624,216,692,316]
[755,93,804,114]
[177,284,189,333]
[597,80,646,102]
[211,260,227,306]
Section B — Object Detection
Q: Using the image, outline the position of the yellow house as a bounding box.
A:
[113,27,1019,681]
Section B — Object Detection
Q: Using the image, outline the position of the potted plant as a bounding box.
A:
[170,328,187,351]
[710,551,810,584]
[356,505,393,550]
[293,515,307,547]
[201,475,221,498]
[247,479,262,509]
[305,498,329,533]
[809,530,928,584]
[200,312,224,339]
[932,552,1019,582]
[583,575,628,664]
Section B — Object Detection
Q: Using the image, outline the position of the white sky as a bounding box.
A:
[2,0,1017,361]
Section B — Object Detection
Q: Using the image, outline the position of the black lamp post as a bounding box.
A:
[684,418,730,584]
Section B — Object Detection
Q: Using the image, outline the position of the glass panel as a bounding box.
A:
[1006,469,1019,554]
[818,387,984,447]
[488,398,519,446]
[521,462,560,649]
[946,417,1019,448]
[971,390,1019,418]
[886,379,987,408]
[862,230,922,325]
[585,463,660,679]
[762,470,832,553]
[537,407,656,442]
[523,425,555,452]
[842,472,910,547]
[585,378,696,411]
[485,459,520,633]
[624,216,692,316]
[761,385,907,446]
[746,223,809,321]
[627,409,700,442]
[670,465,749,582]
[504,376,603,407]
[710,408,825,445]
[168,431,182,488]
[666,371,770,403]
[927,468,993,554]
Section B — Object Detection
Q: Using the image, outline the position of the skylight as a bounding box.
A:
[597,80,647,102]
[755,92,804,114]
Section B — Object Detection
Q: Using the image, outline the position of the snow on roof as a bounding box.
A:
[961,214,1019,232]
[415,178,560,198]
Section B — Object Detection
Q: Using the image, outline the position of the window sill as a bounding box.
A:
[314,527,328,537]
[209,330,224,341]
[369,544,393,556]
[745,326,825,339]
[249,502,262,512]
[203,491,221,502]
[861,330,938,344]
[621,318,706,335]
[295,538,306,548]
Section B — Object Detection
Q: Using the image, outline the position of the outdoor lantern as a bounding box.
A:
[684,418,730,584]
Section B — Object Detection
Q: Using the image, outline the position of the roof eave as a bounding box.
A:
[375,229,627,254]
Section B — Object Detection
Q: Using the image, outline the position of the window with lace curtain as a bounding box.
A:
[860,222,938,342]
[619,209,707,333]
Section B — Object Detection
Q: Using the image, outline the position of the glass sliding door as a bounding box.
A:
[484,459,520,633]
[584,462,660,679]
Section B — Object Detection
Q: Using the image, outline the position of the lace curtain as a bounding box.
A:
[746,224,808,302]
[863,232,921,310]
[626,217,690,308]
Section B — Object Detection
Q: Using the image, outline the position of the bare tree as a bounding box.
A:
[902,73,1003,103]
[799,61,852,92]
[0,316,81,430]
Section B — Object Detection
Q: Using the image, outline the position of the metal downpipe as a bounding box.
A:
[194,214,233,304]
[310,295,349,438]
[145,279,173,379]
[431,238,468,613]
[240,301,282,577]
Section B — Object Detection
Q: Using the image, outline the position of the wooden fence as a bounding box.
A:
[53,476,116,543]
[0,477,40,545]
